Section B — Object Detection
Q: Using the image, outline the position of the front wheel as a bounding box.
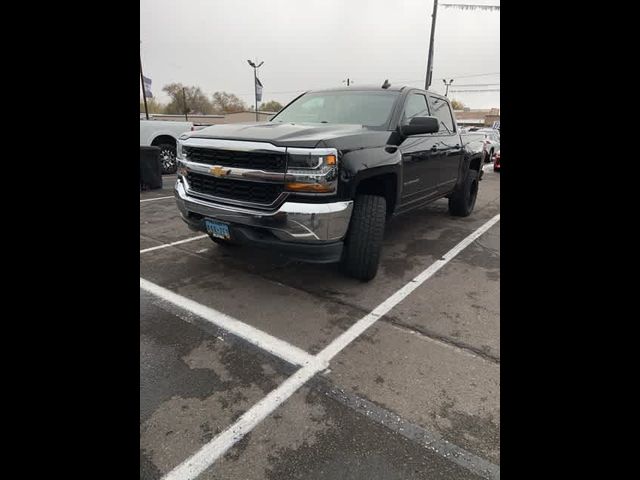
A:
[448,169,479,217]
[341,195,387,282]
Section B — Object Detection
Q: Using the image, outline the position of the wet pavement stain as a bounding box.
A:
[436,397,500,464]
[381,226,469,279]
[260,389,485,480]
[140,296,287,478]
[140,451,163,480]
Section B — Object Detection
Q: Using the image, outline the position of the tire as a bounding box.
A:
[208,234,239,247]
[448,168,479,217]
[158,143,177,174]
[341,195,386,282]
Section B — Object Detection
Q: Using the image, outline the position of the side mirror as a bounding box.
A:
[400,116,439,136]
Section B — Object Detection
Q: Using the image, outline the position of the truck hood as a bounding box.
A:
[186,121,392,150]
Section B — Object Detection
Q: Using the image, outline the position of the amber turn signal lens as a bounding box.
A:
[285,182,334,193]
[325,154,336,165]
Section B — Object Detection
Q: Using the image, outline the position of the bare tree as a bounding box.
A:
[259,100,284,112]
[441,4,500,12]
[451,99,465,110]
[162,83,214,115]
[211,91,247,113]
[139,98,166,114]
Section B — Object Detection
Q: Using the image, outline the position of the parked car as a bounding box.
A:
[140,119,194,174]
[476,130,500,163]
[174,85,484,281]
[493,150,500,172]
[461,132,487,155]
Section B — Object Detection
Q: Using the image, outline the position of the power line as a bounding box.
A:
[439,71,500,80]
[450,83,500,87]
[204,72,502,98]
[397,72,499,85]
[450,89,500,93]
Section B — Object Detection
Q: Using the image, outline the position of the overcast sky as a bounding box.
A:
[140,0,499,110]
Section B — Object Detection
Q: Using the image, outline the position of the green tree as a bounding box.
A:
[211,91,247,113]
[450,99,465,110]
[162,83,214,115]
[259,100,284,113]
[139,98,166,114]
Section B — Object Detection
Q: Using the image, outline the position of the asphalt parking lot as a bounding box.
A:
[140,166,500,480]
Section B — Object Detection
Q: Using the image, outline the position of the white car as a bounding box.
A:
[140,119,193,174]
[473,129,500,163]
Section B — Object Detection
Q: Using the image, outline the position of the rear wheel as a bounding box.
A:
[341,194,386,282]
[448,169,479,217]
[158,143,177,174]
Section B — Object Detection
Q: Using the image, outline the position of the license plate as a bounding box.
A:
[204,219,231,239]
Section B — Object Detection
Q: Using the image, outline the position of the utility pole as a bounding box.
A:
[425,0,439,90]
[443,78,454,96]
[140,51,149,120]
[247,59,264,121]
[182,87,188,121]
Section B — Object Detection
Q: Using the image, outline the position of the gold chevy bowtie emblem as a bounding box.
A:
[210,166,230,177]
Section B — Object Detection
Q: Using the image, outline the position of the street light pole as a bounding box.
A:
[140,52,149,120]
[443,78,454,96]
[247,59,264,121]
[425,0,439,90]
[253,66,258,120]
[182,87,188,121]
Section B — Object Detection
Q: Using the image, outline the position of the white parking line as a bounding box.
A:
[140,196,174,203]
[317,213,500,362]
[140,278,321,368]
[159,213,501,480]
[163,362,321,480]
[140,235,208,253]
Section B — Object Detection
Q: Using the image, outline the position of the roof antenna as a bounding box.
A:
[381,79,391,89]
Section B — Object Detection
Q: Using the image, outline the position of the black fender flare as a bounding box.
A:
[339,146,403,207]
[455,151,484,190]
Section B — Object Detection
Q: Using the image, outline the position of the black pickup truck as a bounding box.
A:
[174,84,484,281]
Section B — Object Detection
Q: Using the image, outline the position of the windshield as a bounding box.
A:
[271,90,400,128]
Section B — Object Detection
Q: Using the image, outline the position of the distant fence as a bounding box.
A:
[141,112,277,125]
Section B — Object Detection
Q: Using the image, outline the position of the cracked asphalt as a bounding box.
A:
[140,168,500,479]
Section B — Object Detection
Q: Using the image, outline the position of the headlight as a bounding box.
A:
[176,140,187,160]
[285,148,338,194]
[176,141,187,177]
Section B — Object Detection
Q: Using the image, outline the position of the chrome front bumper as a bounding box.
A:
[174,179,353,243]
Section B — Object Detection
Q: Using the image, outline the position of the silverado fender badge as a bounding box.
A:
[210,166,231,177]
